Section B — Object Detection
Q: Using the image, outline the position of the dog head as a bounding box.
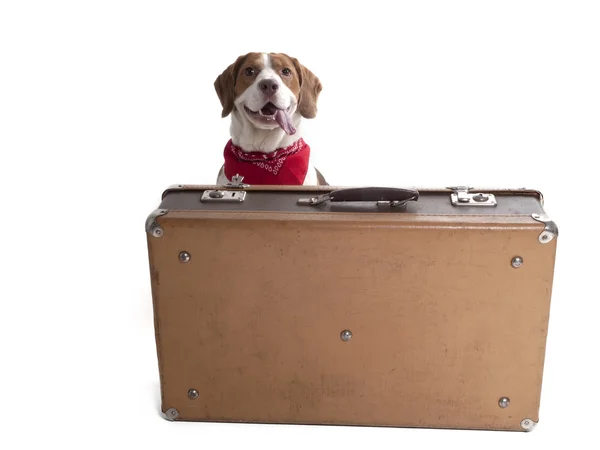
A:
[214,52,322,136]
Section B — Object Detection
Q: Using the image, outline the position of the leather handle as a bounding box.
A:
[302,187,419,207]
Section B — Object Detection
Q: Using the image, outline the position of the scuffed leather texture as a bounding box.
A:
[159,187,544,215]
[147,186,556,431]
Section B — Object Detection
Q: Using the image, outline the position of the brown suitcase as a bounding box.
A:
[145,182,558,432]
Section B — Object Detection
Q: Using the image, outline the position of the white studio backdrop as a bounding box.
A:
[1,1,598,449]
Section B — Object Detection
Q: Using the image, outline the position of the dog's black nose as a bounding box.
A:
[259,79,279,93]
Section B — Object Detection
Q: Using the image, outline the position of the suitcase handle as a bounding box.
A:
[301,187,419,207]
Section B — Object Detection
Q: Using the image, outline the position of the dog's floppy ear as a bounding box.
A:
[214,54,247,118]
[292,58,323,119]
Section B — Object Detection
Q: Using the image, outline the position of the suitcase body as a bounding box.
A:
[145,183,558,431]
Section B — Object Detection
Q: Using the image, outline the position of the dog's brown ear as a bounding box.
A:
[292,58,322,119]
[214,55,247,118]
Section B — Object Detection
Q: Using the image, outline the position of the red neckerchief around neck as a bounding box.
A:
[223,138,310,185]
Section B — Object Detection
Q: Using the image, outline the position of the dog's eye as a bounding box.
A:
[281,68,291,77]
[244,67,255,76]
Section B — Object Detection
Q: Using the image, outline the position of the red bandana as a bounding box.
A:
[223,138,310,185]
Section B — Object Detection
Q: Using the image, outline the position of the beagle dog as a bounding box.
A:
[214,52,327,186]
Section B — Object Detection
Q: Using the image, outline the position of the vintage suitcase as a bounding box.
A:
[145,181,558,432]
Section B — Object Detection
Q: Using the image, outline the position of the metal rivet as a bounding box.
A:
[152,227,163,238]
[165,408,179,421]
[209,190,225,199]
[511,256,523,268]
[188,389,199,400]
[541,234,549,241]
[340,330,353,342]
[179,251,191,263]
[498,397,510,408]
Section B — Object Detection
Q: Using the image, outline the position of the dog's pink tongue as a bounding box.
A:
[275,109,296,135]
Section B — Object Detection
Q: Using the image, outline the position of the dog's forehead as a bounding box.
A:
[269,53,295,69]
[237,52,265,74]
[232,52,300,98]
[235,52,296,77]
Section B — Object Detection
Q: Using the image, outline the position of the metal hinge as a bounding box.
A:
[225,174,249,189]
[448,186,497,207]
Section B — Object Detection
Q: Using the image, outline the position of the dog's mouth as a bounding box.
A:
[244,102,296,135]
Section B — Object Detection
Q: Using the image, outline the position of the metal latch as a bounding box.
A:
[201,189,246,203]
[448,186,497,207]
[201,174,248,203]
[225,174,249,189]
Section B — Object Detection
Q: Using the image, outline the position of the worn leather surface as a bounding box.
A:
[159,187,544,215]
[147,190,556,431]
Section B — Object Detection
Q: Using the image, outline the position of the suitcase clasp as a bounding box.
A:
[448,186,497,207]
[200,189,246,203]
[201,175,248,203]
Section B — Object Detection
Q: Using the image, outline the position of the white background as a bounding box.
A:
[1,1,599,448]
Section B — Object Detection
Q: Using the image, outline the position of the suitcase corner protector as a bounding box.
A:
[146,209,169,237]
[531,213,559,243]
[520,418,538,432]
[163,407,179,421]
